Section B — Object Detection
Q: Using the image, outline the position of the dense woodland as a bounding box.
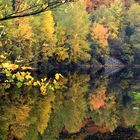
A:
[1,0,140,72]
[0,0,140,140]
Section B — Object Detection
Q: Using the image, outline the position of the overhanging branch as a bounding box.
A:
[0,0,72,21]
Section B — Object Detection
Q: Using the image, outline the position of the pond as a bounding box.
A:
[0,67,140,140]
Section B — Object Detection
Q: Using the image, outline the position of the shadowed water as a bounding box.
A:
[0,67,140,140]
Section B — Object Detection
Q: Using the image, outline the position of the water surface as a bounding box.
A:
[0,67,140,140]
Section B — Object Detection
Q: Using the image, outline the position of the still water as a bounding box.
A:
[0,67,140,140]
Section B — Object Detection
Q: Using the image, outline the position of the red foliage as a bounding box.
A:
[83,0,140,13]
[83,0,114,12]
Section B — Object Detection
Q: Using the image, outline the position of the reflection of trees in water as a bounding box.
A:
[0,87,38,140]
[89,76,109,110]
[65,70,140,140]
[37,95,55,134]
[24,94,55,140]
[44,73,89,139]
[0,73,90,140]
[63,73,89,133]
[0,70,140,140]
[0,104,31,140]
[88,76,119,132]
[90,94,119,132]
[88,70,140,133]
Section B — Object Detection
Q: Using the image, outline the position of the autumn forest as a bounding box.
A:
[0,0,140,140]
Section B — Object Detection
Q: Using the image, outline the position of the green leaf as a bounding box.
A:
[54,82,60,89]
[16,82,23,88]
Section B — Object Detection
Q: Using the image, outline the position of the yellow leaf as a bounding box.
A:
[55,73,60,80]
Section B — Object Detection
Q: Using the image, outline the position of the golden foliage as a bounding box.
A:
[42,11,55,40]
[7,105,31,139]
[37,95,55,134]
[38,10,56,60]
[12,17,33,41]
[55,47,69,62]
[70,36,91,62]
[109,0,124,38]
[91,23,109,47]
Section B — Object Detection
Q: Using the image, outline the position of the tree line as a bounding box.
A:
[0,0,140,71]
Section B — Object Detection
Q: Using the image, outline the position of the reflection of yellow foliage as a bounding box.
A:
[105,95,116,109]
[14,106,30,122]
[91,23,109,47]
[0,41,2,47]
[122,107,140,127]
[8,105,31,139]
[63,74,89,133]
[105,95,118,131]
[69,74,90,97]
[37,95,55,134]
[64,96,87,133]
[2,62,18,70]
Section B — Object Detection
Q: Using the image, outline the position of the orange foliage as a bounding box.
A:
[89,87,106,110]
[91,23,109,48]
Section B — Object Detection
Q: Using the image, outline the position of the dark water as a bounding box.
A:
[0,67,140,140]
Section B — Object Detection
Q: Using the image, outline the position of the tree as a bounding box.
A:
[92,0,124,39]
[91,22,109,55]
[121,3,140,64]
[31,9,70,66]
[30,10,56,66]
[54,0,91,63]
[54,26,69,62]
[90,0,125,62]
[0,7,34,65]
[43,73,89,139]
[127,3,140,49]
